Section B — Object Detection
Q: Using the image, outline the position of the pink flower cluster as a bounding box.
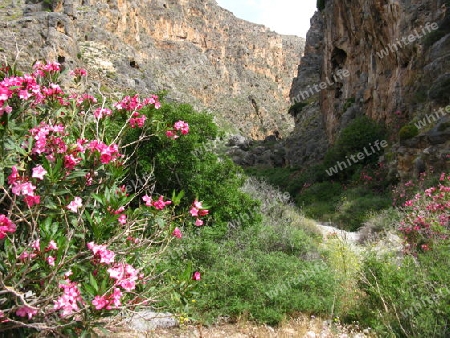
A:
[107,263,140,291]
[166,120,189,139]
[29,122,67,157]
[0,73,42,114]
[67,197,83,213]
[400,173,450,253]
[33,61,61,77]
[0,214,16,239]
[142,195,172,210]
[113,94,161,112]
[93,107,112,119]
[87,242,141,310]
[72,93,98,107]
[129,111,147,128]
[70,68,88,78]
[8,166,40,207]
[189,200,209,227]
[87,242,115,265]
[92,288,122,310]
[172,227,182,238]
[88,140,121,164]
[16,306,38,320]
[53,282,84,317]
[41,83,65,104]
[108,205,127,225]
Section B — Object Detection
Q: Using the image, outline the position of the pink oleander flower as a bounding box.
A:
[142,94,161,109]
[166,130,179,139]
[152,196,172,210]
[0,104,12,116]
[129,112,147,128]
[108,288,123,309]
[31,239,40,252]
[16,306,38,320]
[193,200,203,209]
[67,197,82,213]
[64,154,81,170]
[118,214,127,225]
[195,218,204,227]
[18,251,37,261]
[404,200,414,207]
[198,209,209,216]
[142,195,152,206]
[172,227,182,238]
[93,107,112,119]
[24,195,40,207]
[92,295,109,310]
[189,207,199,217]
[92,288,123,310]
[54,282,83,317]
[174,120,189,135]
[70,68,88,77]
[87,242,115,264]
[47,256,56,266]
[192,271,201,281]
[32,165,47,180]
[12,181,36,197]
[107,263,139,291]
[46,240,58,251]
[190,200,209,219]
[7,166,19,185]
[88,140,121,164]
[0,214,16,239]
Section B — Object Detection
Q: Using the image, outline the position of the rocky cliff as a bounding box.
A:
[289,0,450,178]
[0,0,304,139]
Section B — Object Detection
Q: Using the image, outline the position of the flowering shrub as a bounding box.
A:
[0,62,206,335]
[399,172,450,254]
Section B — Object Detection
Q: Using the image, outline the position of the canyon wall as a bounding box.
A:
[0,0,305,139]
[289,0,450,178]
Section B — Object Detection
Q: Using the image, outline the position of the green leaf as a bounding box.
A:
[51,221,59,237]
[66,170,88,179]
[91,194,104,205]
[89,273,99,292]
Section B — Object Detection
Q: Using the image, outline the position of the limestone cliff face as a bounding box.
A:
[289,0,450,177]
[0,0,304,139]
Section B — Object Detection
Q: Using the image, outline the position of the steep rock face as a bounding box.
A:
[289,0,450,177]
[0,0,305,139]
[285,12,328,168]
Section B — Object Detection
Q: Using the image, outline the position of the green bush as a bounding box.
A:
[355,243,450,337]
[399,124,419,140]
[169,222,336,325]
[122,103,261,239]
[323,116,386,181]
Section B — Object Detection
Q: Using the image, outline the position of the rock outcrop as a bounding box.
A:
[0,0,305,139]
[289,0,450,177]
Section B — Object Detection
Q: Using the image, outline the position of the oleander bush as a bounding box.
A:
[0,61,207,335]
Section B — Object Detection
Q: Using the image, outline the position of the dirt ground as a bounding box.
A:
[98,315,374,338]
